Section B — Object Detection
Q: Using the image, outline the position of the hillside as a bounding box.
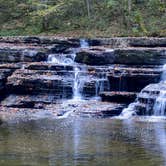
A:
[0,0,166,37]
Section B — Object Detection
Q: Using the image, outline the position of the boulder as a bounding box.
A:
[100,91,137,103]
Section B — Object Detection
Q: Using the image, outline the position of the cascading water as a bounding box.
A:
[153,64,166,116]
[47,39,109,101]
[80,39,89,48]
[153,90,166,116]
[72,39,89,100]
[47,39,89,100]
[120,64,166,118]
[73,66,82,100]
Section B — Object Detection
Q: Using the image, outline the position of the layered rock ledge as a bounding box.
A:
[0,37,165,120]
[75,47,166,65]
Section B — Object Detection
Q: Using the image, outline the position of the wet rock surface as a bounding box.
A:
[108,66,162,92]
[75,47,166,65]
[0,48,47,63]
[75,47,114,65]
[0,69,14,93]
[0,96,125,119]
[90,37,166,48]
[133,82,166,115]
[0,37,165,120]
[114,48,166,65]
[6,67,73,98]
[1,37,165,47]
[100,91,137,103]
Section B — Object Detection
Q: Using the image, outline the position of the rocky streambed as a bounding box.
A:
[0,37,166,122]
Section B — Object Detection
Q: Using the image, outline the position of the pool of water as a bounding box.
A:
[0,117,166,166]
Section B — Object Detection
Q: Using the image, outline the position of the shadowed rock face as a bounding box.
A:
[0,37,165,120]
[0,69,14,94]
[0,48,47,63]
[75,47,115,65]
[100,92,137,104]
[6,66,74,99]
[89,37,166,48]
[75,47,166,65]
[114,48,166,65]
[1,37,165,47]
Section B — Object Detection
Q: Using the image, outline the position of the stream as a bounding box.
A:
[0,118,166,166]
[0,37,166,165]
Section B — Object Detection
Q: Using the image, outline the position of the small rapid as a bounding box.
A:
[120,64,166,118]
[47,39,109,101]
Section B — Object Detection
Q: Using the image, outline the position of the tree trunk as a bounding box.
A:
[128,0,131,14]
[85,0,90,18]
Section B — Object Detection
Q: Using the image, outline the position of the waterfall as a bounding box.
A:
[72,39,89,100]
[120,64,166,118]
[153,64,166,116]
[73,66,82,100]
[46,39,109,101]
[153,90,166,116]
[47,54,74,65]
[80,39,89,48]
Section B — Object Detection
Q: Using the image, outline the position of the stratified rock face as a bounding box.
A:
[0,48,47,63]
[90,37,166,48]
[0,36,80,46]
[108,66,162,92]
[75,47,166,65]
[0,37,165,120]
[0,69,14,94]
[100,92,137,103]
[6,64,74,99]
[114,48,166,65]
[75,47,114,65]
[130,82,166,115]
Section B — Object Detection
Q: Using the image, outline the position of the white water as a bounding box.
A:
[120,64,166,118]
[153,91,166,116]
[80,39,89,48]
[47,54,74,65]
[47,39,89,100]
[72,39,89,100]
[73,66,82,100]
[47,39,110,102]
[153,65,166,116]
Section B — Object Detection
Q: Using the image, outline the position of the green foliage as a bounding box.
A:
[0,0,165,36]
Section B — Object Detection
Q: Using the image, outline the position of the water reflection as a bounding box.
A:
[154,123,166,166]
[0,118,166,166]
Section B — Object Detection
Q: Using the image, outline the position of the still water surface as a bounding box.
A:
[0,117,166,166]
